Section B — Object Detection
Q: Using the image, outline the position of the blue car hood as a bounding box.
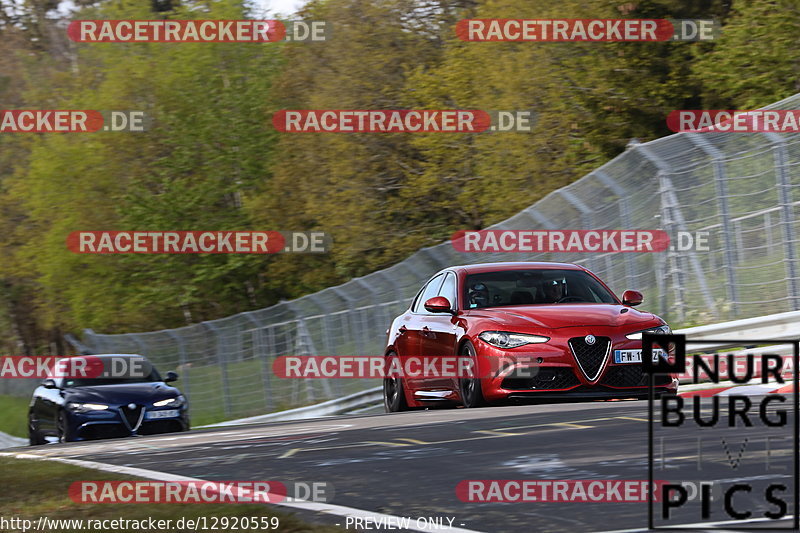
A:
[64,382,180,405]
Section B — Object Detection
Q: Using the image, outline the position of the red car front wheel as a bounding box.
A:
[459,341,488,408]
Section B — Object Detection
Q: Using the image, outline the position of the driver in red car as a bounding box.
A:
[541,278,565,303]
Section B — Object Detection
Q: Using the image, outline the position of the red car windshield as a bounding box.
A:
[464,269,618,309]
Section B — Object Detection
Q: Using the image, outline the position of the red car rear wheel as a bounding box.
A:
[383,353,410,412]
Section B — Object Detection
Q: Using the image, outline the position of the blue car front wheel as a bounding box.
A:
[56,410,70,443]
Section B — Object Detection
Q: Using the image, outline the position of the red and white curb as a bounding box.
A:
[678,381,794,398]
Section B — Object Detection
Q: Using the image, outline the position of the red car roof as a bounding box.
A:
[451,262,585,274]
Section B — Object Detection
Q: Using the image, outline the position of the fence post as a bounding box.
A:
[521,206,557,263]
[127,334,148,357]
[593,171,637,291]
[686,133,738,316]
[202,322,231,418]
[261,325,276,412]
[765,211,773,250]
[558,189,601,276]
[658,173,686,322]
[165,330,190,402]
[240,311,275,410]
[764,132,800,310]
[638,143,717,319]
[333,286,365,355]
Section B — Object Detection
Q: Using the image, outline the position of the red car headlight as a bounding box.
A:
[478,331,549,349]
[625,324,671,340]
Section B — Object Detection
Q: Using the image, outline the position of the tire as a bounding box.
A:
[28,412,45,446]
[383,354,410,412]
[56,410,69,443]
[459,341,488,408]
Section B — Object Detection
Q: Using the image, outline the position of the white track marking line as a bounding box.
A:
[715,383,783,396]
[0,452,483,533]
[593,514,796,533]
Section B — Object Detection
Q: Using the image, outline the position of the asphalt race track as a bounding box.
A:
[8,400,798,533]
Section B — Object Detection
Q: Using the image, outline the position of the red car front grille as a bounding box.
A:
[568,336,610,381]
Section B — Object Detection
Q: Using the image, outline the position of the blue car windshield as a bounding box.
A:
[63,370,162,388]
[464,269,618,309]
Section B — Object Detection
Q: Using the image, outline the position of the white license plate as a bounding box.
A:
[146,409,179,419]
[614,348,666,364]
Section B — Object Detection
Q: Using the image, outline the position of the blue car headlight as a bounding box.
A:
[65,402,109,413]
[153,396,185,408]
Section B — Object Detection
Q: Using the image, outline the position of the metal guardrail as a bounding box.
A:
[675,309,800,344]
[196,386,383,427]
[674,310,799,384]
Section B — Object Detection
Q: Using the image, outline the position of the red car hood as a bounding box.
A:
[465,304,657,330]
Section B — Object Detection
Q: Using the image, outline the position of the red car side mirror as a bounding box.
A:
[622,290,643,306]
[424,296,453,313]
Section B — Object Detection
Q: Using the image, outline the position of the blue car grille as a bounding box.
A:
[120,404,144,431]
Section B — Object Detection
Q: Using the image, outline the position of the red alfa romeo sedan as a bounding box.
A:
[383,262,678,411]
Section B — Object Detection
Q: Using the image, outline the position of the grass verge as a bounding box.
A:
[0,395,30,438]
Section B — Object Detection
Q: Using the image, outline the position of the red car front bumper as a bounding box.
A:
[472,333,678,403]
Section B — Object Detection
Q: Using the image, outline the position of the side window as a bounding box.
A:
[438,272,457,309]
[413,274,445,313]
